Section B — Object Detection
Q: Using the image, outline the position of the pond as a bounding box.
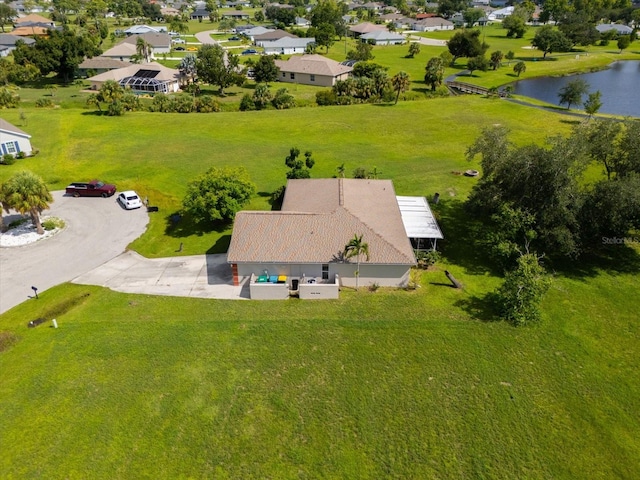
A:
[512,60,640,117]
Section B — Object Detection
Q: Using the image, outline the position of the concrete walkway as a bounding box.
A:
[72,251,249,300]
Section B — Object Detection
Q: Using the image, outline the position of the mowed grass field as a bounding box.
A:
[1,56,639,477]
[0,97,572,256]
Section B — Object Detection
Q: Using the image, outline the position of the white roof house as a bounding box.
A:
[124,25,167,35]
[488,6,514,21]
[0,118,33,157]
[263,37,315,55]
[596,24,633,35]
[359,30,405,45]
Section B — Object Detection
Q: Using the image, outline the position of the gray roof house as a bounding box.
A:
[0,118,33,157]
[101,33,172,62]
[596,24,633,35]
[227,178,418,298]
[263,36,315,55]
[222,10,251,20]
[0,34,35,57]
[253,29,296,46]
[359,30,405,45]
[411,17,454,32]
[274,54,352,86]
[77,57,132,76]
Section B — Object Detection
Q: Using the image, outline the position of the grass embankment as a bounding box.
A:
[0,97,572,257]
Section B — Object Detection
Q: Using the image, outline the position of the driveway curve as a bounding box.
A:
[0,190,148,314]
[194,30,220,45]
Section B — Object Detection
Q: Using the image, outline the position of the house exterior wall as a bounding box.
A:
[264,45,308,55]
[276,70,347,87]
[414,23,454,31]
[236,262,411,289]
[0,133,32,156]
[333,263,411,288]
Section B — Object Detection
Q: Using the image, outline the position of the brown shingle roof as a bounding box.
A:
[78,57,132,70]
[0,118,30,138]
[274,54,353,77]
[227,179,416,265]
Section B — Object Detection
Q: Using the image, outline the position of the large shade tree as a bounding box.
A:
[182,166,255,224]
[196,44,244,94]
[1,171,53,235]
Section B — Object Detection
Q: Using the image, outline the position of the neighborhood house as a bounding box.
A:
[227,178,429,299]
[274,55,353,87]
[0,118,33,157]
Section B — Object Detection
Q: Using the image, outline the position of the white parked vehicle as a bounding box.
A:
[172,38,186,44]
[117,191,143,210]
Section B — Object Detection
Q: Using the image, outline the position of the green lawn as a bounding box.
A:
[0,258,638,478]
[0,98,572,257]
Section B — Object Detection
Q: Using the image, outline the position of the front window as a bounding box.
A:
[5,142,17,154]
[310,74,315,82]
[322,264,329,280]
[290,73,295,79]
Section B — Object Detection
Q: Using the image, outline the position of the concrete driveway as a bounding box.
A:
[0,190,148,314]
[72,251,248,300]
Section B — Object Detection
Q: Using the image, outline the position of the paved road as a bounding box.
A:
[0,191,148,314]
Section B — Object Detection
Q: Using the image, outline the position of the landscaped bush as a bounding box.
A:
[272,88,295,110]
[8,217,28,229]
[172,94,196,113]
[416,249,441,268]
[149,93,171,112]
[35,98,55,108]
[1,154,16,165]
[239,94,255,111]
[195,95,220,113]
[0,87,20,108]
[107,100,124,116]
[122,93,142,111]
[42,217,65,231]
[315,90,337,106]
[16,151,26,159]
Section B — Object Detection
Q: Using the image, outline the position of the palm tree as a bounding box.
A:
[391,71,410,105]
[1,171,52,235]
[136,36,151,63]
[343,234,370,290]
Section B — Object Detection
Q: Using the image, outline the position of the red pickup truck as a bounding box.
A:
[66,180,116,198]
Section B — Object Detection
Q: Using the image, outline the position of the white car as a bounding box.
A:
[172,38,186,44]
[117,191,143,210]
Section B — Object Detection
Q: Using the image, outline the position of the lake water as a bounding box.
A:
[512,60,640,117]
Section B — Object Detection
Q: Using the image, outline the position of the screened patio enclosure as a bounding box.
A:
[119,69,171,94]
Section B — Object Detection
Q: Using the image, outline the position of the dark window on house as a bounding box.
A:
[290,73,295,79]
[282,72,286,77]
[310,74,315,82]
[322,264,329,280]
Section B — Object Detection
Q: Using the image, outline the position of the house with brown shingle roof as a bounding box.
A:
[274,54,352,87]
[227,178,417,297]
[87,62,180,94]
